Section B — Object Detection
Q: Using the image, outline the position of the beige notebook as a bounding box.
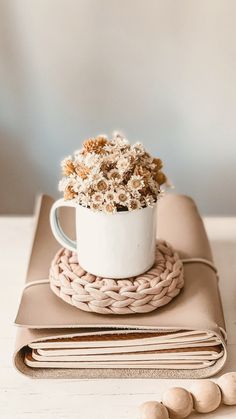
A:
[14,194,227,379]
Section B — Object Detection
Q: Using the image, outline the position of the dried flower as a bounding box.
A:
[103,202,116,214]
[127,175,145,191]
[61,158,75,176]
[78,193,90,207]
[104,190,116,202]
[130,189,141,199]
[134,165,151,179]
[90,202,100,211]
[153,158,163,171]
[59,133,167,212]
[128,199,142,211]
[132,142,146,156]
[96,178,109,192]
[145,195,156,207]
[116,157,130,173]
[83,136,107,154]
[92,192,104,203]
[75,163,90,180]
[115,189,130,205]
[58,177,70,192]
[148,177,159,194]
[83,152,101,168]
[155,171,166,185]
[107,168,122,181]
[64,185,75,200]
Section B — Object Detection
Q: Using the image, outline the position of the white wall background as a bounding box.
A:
[0,0,236,214]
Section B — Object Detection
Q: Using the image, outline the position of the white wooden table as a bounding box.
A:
[1,216,236,418]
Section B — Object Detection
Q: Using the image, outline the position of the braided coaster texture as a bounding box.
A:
[49,240,184,315]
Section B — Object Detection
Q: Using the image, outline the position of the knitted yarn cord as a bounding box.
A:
[49,240,184,315]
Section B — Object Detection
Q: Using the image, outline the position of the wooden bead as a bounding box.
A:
[162,387,193,418]
[191,380,221,413]
[139,401,169,419]
[218,372,236,405]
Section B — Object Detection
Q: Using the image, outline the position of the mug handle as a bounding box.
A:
[50,198,77,252]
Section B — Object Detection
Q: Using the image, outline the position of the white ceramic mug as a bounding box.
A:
[50,199,157,278]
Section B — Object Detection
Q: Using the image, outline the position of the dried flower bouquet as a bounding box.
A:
[59,133,166,214]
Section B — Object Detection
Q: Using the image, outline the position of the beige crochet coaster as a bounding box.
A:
[49,240,184,315]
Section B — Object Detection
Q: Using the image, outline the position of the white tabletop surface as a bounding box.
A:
[0,216,236,419]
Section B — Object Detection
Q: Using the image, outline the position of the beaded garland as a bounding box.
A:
[139,372,236,418]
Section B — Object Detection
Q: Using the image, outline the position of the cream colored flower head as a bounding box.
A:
[92,192,104,203]
[127,175,145,191]
[59,133,166,213]
[104,189,116,202]
[95,178,109,192]
[128,199,142,211]
[116,157,130,173]
[115,188,130,206]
